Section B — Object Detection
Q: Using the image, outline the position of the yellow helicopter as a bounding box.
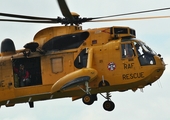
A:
[0,0,166,111]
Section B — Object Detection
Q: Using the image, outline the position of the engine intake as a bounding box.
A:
[1,38,16,56]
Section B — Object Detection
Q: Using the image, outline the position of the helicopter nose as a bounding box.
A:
[157,54,165,64]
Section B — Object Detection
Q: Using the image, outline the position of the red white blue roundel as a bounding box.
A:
[108,62,116,71]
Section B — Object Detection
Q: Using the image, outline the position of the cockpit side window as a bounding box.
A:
[121,43,134,59]
[134,42,143,56]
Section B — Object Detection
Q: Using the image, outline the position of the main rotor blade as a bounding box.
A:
[91,7,170,20]
[0,19,58,23]
[57,0,73,19]
[90,15,170,22]
[0,12,56,20]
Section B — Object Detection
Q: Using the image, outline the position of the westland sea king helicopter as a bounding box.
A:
[0,0,167,111]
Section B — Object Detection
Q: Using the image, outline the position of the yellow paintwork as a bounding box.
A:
[51,68,98,92]
[0,25,165,107]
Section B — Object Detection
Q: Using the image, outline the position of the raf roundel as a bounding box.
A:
[108,62,116,71]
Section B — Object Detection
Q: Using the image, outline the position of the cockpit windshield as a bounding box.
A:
[138,41,157,55]
[134,41,156,66]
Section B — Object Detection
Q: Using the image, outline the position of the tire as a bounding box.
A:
[82,94,94,105]
[103,100,115,111]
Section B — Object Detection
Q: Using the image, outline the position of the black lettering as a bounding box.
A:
[124,63,134,69]
[122,74,127,80]
[140,72,144,78]
[128,64,131,69]
[130,73,133,79]
[122,74,125,80]
[133,73,137,78]
[123,72,145,80]
[122,74,130,80]
[124,64,127,69]
[138,73,141,78]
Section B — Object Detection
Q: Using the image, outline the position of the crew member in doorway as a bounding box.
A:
[18,64,30,87]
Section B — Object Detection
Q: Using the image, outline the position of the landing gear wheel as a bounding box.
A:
[82,94,94,105]
[103,101,115,111]
[99,80,110,87]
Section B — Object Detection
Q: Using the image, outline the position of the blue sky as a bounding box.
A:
[0,0,170,120]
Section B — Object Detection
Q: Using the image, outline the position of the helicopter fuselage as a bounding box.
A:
[0,25,165,107]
